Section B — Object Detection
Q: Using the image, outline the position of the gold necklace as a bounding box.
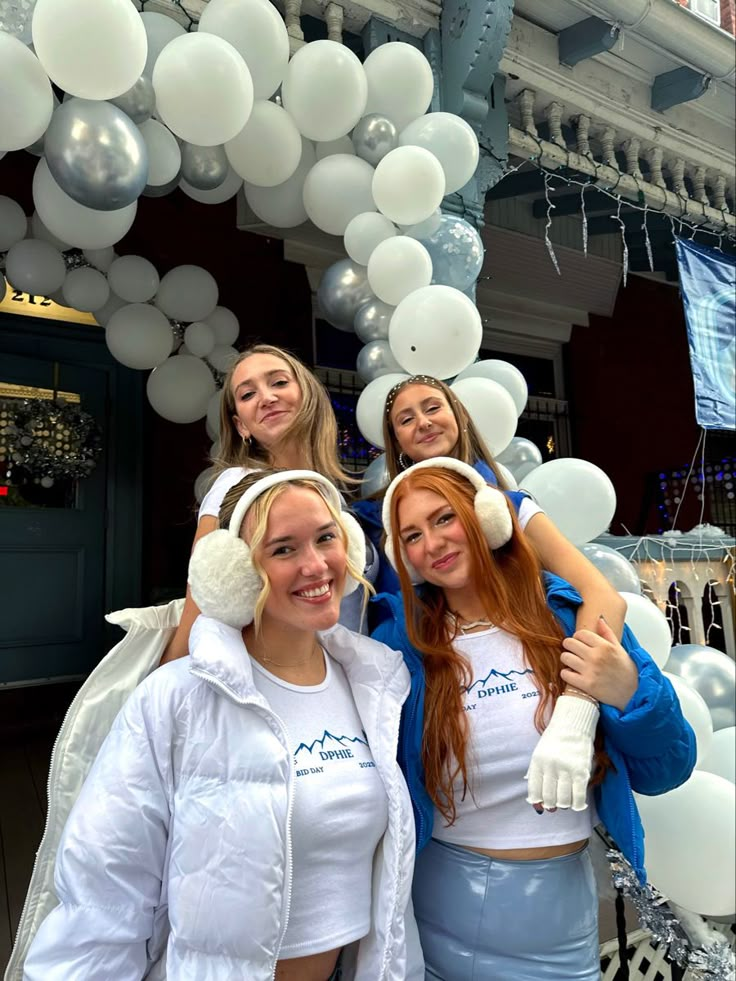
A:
[252,639,321,669]
[446,610,495,634]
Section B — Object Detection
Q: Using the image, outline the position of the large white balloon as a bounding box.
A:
[455,359,528,416]
[4,239,66,296]
[663,672,713,766]
[0,34,54,152]
[245,137,315,228]
[225,101,301,187]
[106,303,173,369]
[206,306,240,346]
[83,246,116,273]
[356,372,409,448]
[363,42,434,132]
[181,167,243,205]
[206,389,223,437]
[33,159,136,249]
[302,154,376,236]
[619,591,672,670]
[62,266,110,312]
[281,40,367,142]
[635,772,735,917]
[400,112,480,194]
[155,265,219,323]
[138,119,181,188]
[107,255,160,303]
[32,0,146,100]
[198,0,289,100]
[389,285,482,378]
[520,459,617,546]
[372,146,446,226]
[451,377,518,456]
[344,212,397,266]
[0,196,28,251]
[367,237,432,306]
[153,33,254,146]
[141,12,186,78]
[147,355,217,424]
[31,211,71,253]
[698,728,736,784]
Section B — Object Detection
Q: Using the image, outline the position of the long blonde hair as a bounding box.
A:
[214,343,350,486]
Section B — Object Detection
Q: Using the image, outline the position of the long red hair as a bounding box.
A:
[390,468,607,824]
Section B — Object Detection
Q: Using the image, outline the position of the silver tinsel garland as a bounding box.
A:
[607,849,736,981]
[1,397,102,483]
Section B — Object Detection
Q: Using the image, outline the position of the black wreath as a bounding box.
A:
[1,398,102,481]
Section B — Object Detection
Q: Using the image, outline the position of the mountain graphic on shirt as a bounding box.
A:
[461,667,534,694]
[294,729,369,757]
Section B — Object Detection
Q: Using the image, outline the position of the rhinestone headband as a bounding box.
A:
[384,375,443,415]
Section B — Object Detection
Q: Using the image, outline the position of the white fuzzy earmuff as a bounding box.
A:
[381,457,513,585]
[188,470,366,628]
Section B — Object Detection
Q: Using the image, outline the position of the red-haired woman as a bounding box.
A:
[374,458,695,980]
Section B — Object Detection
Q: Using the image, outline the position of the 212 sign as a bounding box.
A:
[10,290,53,306]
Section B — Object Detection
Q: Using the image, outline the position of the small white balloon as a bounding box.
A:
[93,291,126,327]
[62,266,110,312]
[455,359,528,416]
[619,591,673,670]
[206,306,240,346]
[0,34,54,152]
[363,42,434,132]
[372,146,446,226]
[0,196,28,252]
[83,246,116,273]
[356,372,409,448]
[208,344,240,373]
[225,101,302,187]
[344,212,397,266]
[698,728,736,784]
[155,265,219,323]
[315,136,355,161]
[141,12,186,78]
[389,285,482,378]
[184,322,216,358]
[451,377,518,457]
[302,154,376,236]
[107,255,160,303]
[153,33,254,146]
[367,237,432,307]
[663,672,713,767]
[138,119,182,188]
[180,167,243,205]
[400,112,480,194]
[521,459,617,547]
[245,137,315,228]
[281,39,367,142]
[4,239,66,296]
[106,303,173,369]
[147,355,217,424]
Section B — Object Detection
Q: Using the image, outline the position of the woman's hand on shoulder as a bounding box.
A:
[560,616,639,712]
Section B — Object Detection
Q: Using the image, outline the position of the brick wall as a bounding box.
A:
[720,0,736,33]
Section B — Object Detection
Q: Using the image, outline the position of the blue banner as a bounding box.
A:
[676,238,735,431]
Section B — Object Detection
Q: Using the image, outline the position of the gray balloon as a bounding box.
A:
[665,644,736,732]
[352,114,398,167]
[357,340,403,383]
[355,299,394,343]
[317,259,374,332]
[143,169,182,198]
[44,98,148,211]
[109,75,156,125]
[578,542,642,595]
[497,437,543,483]
[361,454,388,496]
[180,143,229,191]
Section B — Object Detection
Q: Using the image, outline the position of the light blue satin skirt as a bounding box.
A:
[413,838,599,981]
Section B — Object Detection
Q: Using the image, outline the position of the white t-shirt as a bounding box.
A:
[433,627,594,849]
[517,496,543,530]
[251,651,389,958]
[198,467,254,521]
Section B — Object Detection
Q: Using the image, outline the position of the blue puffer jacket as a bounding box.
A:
[372,574,696,884]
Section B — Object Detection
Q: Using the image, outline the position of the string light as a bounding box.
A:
[542,171,562,276]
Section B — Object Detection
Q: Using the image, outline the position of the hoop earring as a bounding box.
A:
[242,434,253,449]
[398,452,412,471]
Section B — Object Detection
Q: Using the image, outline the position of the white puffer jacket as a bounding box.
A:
[21,616,423,981]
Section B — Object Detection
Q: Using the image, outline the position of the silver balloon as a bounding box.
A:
[354,299,394,343]
[317,259,374,332]
[143,170,181,198]
[497,437,543,484]
[578,542,642,595]
[665,645,736,732]
[180,143,229,191]
[357,340,403,383]
[361,453,389,496]
[351,113,398,167]
[44,98,148,211]
[109,75,156,125]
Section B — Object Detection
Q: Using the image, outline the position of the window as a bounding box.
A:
[687,0,721,26]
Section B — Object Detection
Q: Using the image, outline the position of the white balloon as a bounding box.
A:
[106,303,173,369]
[184,321,216,358]
[107,255,160,303]
[62,266,110,312]
[32,0,146,100]
[520,459,617,546]
[302,154,375,236]
[635,772,735,917]
[451,377,518,457]
[245,137,315,228]
[138,119,181,187]
[180,167,243,204]
[0,196,28,251]
[155,265,219,323]
[361,453,389,496]
[455,359,528,416]
[400,112,480,194]
[496,463,518,490]
[208,344,240,373]
[4,239,66,295]
[83,246,116,273]
[33,158,136,250]
[225,101,301,187]
[363,42,434,132]
[141,12,186,78]
[93,291,126,327]
[663,672,713,766]
[147,355,217,424]
[372,146,446,226]
[0,35,53,152]
[153,33,254,146]
[389,285,482,378]
[198,0,289,100]
[195,466,218,504]
[281,40,367,142]
[356,373,409,448]
[619,591,673,670]
[367,237,432,306]
[31,211,71,253]
[206,389,223,436]
[344,212,397,266]
[698,728,736,784]
[206,306,240,346]
[315,136,355,160]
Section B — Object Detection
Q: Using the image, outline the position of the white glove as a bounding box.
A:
[525,694,599,811]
